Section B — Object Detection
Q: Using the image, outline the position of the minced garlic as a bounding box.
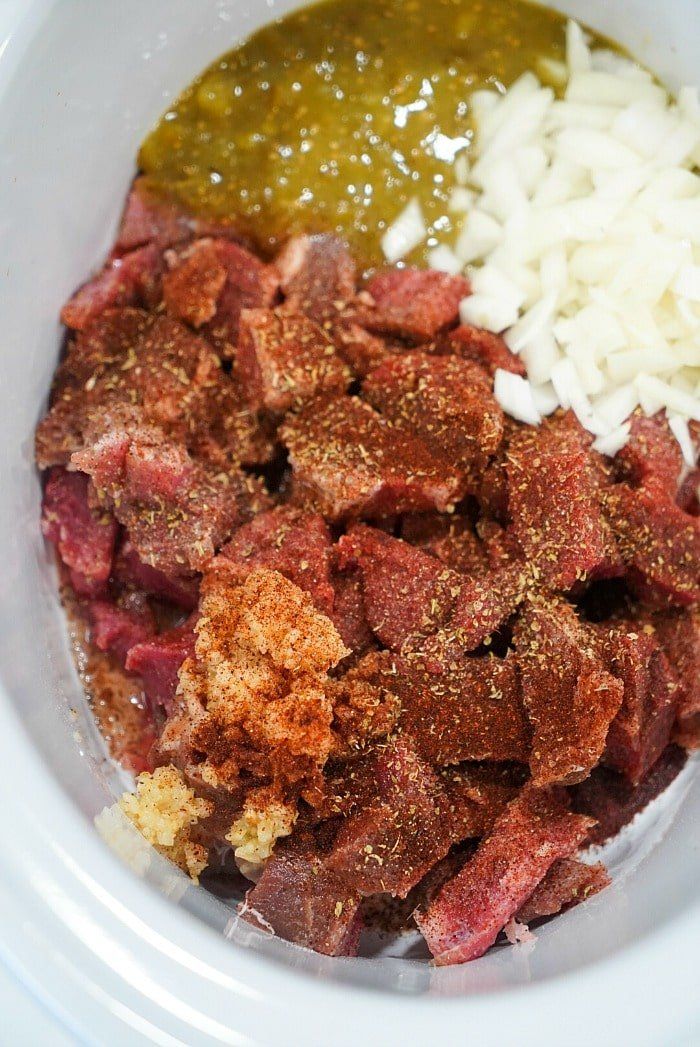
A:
[227,793,297,864]
[119,765,213,881]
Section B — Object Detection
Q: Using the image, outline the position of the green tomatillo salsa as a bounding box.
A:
[139,0,612,267]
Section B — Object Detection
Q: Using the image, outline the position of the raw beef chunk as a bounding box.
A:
[220,506,335,616]
[337,525,463,650]
[242,838,362,956]
[415,785,593,964]
[597,623,677,783]
[114,538,200,610]
[36,308,273,469]
[331,320,398,378]
[390,652,530,765]
[116,176,242,252]
[281,396,465,521]
[417,560,531,663]
[328,568,374,656]
[41,468,118,597]
[516,858,610,923]
[75,428,268,574]
[514,595,623,786]
[88,597,155,667]
[439,765,522,842]
[653,609,700,724]
[276,233,357,325]
[61,245,163,331]
[236,308,350,414]
[325,739,454,898]
[435,324,526,377]
[162,237,279,350]
[126,620,197,715]
[617,410,683,498]
[363,351,503,480]
[570,745,687,845]
[362,268,470,343]
[506,417,618,589]
[400,513,490,576]
[604,482,700,607]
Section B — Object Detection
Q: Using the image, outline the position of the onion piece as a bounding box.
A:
[381,197,426,263]
[668,413,697,466]
[494,369,542,425]
[592,422,631,456]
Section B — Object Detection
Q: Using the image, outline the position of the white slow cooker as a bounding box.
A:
[0,1,698,1043]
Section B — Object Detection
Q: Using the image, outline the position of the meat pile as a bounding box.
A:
[36,178,700,965]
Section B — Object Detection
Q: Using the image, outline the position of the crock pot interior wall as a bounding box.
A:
[0,0,698,994]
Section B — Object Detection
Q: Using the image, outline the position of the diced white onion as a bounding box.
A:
[448,187,476,213]
[493,370,542,425]
[426,244,464,276]
[530,381,560,416]
[460,293,518,333]
[566,19,591,76]
[593,383,639,428]
[668,413,697,466]
[592,422,632,456]
[381,197,426,262]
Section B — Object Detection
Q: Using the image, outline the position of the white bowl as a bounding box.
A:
[0,1,698,1043]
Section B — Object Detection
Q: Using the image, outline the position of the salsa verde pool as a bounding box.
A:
[139,0,612,266]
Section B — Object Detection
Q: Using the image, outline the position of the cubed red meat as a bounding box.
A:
[236,308,350,414]
[116,177,199,252]
[516,858,610,924]
[415,785,593,964]
[61,245,163,331]
[276,233,357,325]
[597,623,677,783]
[113,538,200,610]
[74,427,269,574]
[162,237,279,351]
[116,176,246,253]
[400,513,490,576]
[362,268,470,343]
[363,351,503,481]
[36,308,274,470]
[604,481,700,607]
[88,597,155,667]
[416,560,531,663]
[161,239,227,327]
[41,468,118,597]
[390,652,530,765]
[617,410,683,498]
[331,320,399,378]
[514,595,623,786]
[325,739,454,897]
[220,506,335,616]
[242,838,362,956]
[435,324,526,377]
[506,418,619,590]
[570,745,687,846]
[281,395,465,521]
[439,764,522,842]
[125,620,196,715]
[653,609,700,723]
[337,525,462,650]
[328,568,374,656]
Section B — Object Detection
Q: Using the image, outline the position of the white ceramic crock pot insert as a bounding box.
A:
[0,1,698,1043]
